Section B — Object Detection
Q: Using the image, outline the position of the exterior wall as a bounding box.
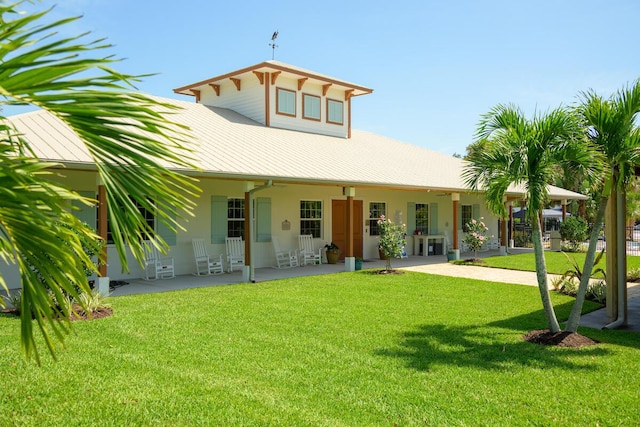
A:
[269,80,349,138]
[200,77,266,125]
[0,169,502,284]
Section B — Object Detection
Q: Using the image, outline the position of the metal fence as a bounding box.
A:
[511,224,640,256]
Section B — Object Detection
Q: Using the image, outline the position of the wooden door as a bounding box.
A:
[331,200,363,260]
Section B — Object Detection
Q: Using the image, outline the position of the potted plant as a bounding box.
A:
[324,242,340,264]
[447,249,456,261]
[355,256,363,270]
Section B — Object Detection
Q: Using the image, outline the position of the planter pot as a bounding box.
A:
[355,260,363,270]
[326,251,340,264]
[378,250,389,261]
[447,252,456,261]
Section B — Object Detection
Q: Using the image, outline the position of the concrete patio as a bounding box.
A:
[107,253,453,297]
[106,249,640,333]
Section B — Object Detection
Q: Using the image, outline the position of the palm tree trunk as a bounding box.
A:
[565,196,608,332]
[531,215,561,332]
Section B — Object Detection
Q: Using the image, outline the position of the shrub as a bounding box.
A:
[552,276,578,296]
[627,267,640,282]
[4,291,22,312]
[560,216,588,252]
[586,280,607,304]
[77,289,110,311]
[462,217,490,260]
[377,215,406,271]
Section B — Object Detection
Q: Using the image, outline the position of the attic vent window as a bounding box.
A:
[276,88,296,117]
[327,99,343,125]
[302,94,320,121]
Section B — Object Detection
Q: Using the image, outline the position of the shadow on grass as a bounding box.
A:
[488,300,640,351]
[377,322,609,372]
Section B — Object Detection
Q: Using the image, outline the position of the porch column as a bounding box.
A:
[561,199,567,221]
[451,193,460,260]
[508,202,514,248]
[243,182,254,283]
[344,187,356,271]
[96,177,109,295]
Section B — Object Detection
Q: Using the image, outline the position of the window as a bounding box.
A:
[227,198,245,238]
[415,203,429,234]
[368,202,386,236]
[327,99,343,124]
[300,200,322,238]
[302,94,321,121]
[461,205,473,231]
[277,88,296,116]
[104,197,155,244]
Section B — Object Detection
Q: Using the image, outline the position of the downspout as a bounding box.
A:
[248,180,273,283]
[604,187,626,329]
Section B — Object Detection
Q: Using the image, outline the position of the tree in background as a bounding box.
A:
[559,216,588,252]
[0,1,199,362]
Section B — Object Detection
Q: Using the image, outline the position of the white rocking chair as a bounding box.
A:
[272,236,299,268]
[225,237,245,273]
[298,234,322,265]
[192,238,224,275]
[142,240,175,280]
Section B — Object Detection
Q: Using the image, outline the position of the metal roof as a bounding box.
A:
[7,96,588,200]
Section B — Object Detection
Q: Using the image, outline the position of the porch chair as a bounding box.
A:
[298,234,322,265]
[272,236,299,268]
[225,237,245,272]
[142,240,175,280]
[192,238,224,275]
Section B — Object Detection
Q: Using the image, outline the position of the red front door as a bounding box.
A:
[331,200,363,260]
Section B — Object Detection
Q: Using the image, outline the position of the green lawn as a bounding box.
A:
[1,271,639,426]
[480,251,640,276]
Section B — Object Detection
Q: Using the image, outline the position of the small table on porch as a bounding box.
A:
[413,234,445,257]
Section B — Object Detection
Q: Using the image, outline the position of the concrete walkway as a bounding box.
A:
[106,250,639,333]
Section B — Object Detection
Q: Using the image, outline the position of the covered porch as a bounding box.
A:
[107,252,478,297]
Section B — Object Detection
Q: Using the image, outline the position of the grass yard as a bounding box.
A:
[1,271,639,426]
[480,251,640,276]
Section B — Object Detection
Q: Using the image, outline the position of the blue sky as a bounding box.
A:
[15,0,640,156]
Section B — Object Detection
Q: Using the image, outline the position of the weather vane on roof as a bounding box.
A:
[269,31,278,60]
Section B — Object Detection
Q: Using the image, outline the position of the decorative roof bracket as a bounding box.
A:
[230,78,241,91]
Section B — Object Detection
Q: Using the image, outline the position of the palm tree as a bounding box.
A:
[463,104,598,333]
[0,2,199,362]
[565,80,640,332]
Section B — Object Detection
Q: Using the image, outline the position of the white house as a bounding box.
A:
[3,60,587,285]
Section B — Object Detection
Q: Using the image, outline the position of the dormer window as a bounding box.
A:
[302,94,321,121]
[327,99,343,125]
[276,88,296,116]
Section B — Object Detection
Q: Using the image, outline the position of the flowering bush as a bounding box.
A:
[377,215,406,271]
[463,217,489,260]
